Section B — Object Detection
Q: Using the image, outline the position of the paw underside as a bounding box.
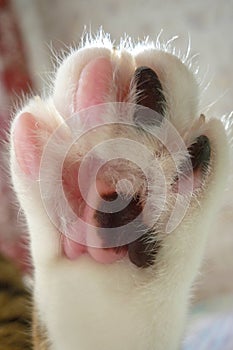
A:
[12,49,214,268]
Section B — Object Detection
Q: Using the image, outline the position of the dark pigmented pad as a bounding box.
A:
[132,66,166,126]
[94,193,143,247]
[128,235,159,268]
[188,135,211,170]
[94,193,159,268]
[95,193,142,229]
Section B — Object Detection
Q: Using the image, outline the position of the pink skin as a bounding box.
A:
[63,178,127,263]
[13,57,127,264]
[14,56,200,265]
[62,57,126,264]
[62,56,127,263]
[75,56,113,112]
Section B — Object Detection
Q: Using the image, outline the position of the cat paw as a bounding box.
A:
[10,37,228,269]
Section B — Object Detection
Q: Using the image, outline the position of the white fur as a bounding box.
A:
[10,33,230,350]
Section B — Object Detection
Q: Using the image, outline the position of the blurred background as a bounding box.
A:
[10,0,233,114]
[0,0,233,345]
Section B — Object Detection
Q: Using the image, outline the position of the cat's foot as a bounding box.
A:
[10,34,229,350]
[11,39,227,268]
